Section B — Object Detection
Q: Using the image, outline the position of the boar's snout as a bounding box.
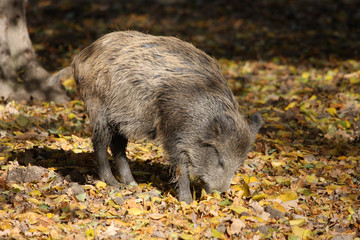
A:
[204,177,232,194]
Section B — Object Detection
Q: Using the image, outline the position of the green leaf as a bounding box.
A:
[39,204,50,210]
[303,163,314,169]
[219,198,232,206]
[48,128,60,135]
[76,192,86,202]
[16,114,29,127]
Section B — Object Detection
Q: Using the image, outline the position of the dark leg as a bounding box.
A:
[92,116,120,187]
[177,163,192,203]
[110,134,137,185]
[173,153,192,204]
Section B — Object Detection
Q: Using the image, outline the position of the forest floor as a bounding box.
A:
[0,0,360,239]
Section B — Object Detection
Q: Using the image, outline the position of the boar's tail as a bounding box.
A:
[48,67,72,86]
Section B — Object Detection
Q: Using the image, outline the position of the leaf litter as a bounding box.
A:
[1,0,360,239]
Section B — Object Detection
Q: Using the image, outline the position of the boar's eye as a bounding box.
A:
[217,157,225,169]
[210,147,224,169]
[201,143,223,168]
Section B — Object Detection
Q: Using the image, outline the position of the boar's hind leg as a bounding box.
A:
[92,117,120,187]
[110,134,137,185]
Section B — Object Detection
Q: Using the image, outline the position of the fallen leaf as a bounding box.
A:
[228,219,246,235]
[96,181,107,190]
[76,192,86,202]
[278,191,298,202]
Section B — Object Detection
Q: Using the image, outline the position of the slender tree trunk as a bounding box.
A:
[0,0,68,103]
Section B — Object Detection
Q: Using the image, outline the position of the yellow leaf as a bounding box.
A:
[243,175,250,184]
[277,130,291,138]
[271,160,285,168]
[305,174,318,183]
[338,156,347,161]
[285,102,297,111]
[127,208,146,216]
[13,131,24,136]
[27,198,42,204]
[180,233,193,240]
[349,77,360,84]
[278,191,298,202]
[261,179,275,186]
[75,210,86,218]
[46,213,55,218]
[73,148,83,154]
[50,229,61,239]
[16,212,42,224]
[148,213,166,220]
[37,226,49,232]
[53,194,67,204]
[62,77,76,88]
[327,107,337,116]
[251,193,266,201]
[301,72,310,80]
[290,219,306,226]
[200,188,208,199]
[348,206,355,215]
[96,181,107,190]
[211,228,224,239]
[272,202,287,213]
[309,95,317,101]
[241,183,251,198]
[211,191,222,200]
[292,226,305,237]
[324,75,333,81]
[230,206,250,215]
[325,184,340,194]
[210,216,221,225]
[68,113,77,120]
[11,183,25,191]
[249,176,259,183]
[85,228,95,239]
[0,221,12,230]
[303,229,313,239]
[151,197,162,203]
[29,190,42,197]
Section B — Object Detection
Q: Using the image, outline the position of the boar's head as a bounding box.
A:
[190,113,262,194]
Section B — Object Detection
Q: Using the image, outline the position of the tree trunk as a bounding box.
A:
[0,0,68,103]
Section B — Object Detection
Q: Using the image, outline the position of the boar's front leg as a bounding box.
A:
[110,134,137,185]
[92,116,120,187]
[175,153,193,204]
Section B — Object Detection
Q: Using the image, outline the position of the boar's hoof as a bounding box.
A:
[120,173,137,186]
[102,175,121,188]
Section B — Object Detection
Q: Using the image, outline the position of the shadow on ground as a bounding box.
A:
[10,146,173,194]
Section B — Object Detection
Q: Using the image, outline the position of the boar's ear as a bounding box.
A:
[249,113,263,139]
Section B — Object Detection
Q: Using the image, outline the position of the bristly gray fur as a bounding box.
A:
[60,31,262,203]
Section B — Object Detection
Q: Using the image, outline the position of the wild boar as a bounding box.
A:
[52,31,262,203]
